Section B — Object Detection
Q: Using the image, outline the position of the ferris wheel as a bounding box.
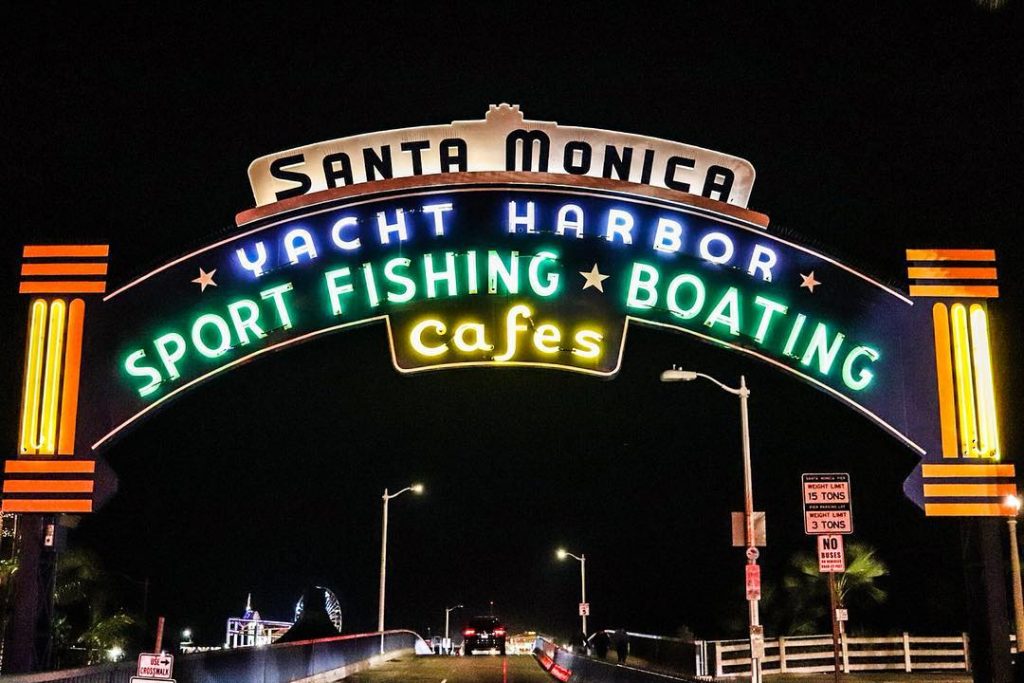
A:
[294,586,343,633]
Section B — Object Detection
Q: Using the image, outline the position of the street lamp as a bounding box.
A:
[557,548,588,637]
[1004,495,1024,649]
[661,368,762,683]
[445,604,463,653]
[378,483,424,651]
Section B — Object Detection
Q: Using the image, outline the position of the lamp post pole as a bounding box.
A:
[445,604,463,654]
[1004,496,1024,649]
[557,550,588,637]
[661,369,762,683]
[377,484,423,653]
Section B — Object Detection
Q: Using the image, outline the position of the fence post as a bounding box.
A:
[778,636,786,673]
[715,641,724,678]
[903,632,912,672]
[963,632,972,672]
[841,632,850,672]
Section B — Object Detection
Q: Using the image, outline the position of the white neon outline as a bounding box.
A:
[105,184,909,305]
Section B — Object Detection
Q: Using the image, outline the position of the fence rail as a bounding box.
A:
[698,632,972,678]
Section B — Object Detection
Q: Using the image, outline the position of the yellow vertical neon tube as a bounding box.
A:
[950,303,978,457]
[19,299,48,454]
[969,304,1000,459]
[38,299,67,454]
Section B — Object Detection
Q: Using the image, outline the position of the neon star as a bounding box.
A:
[800,271,820,293]
[579,264,610,293]
[192,267,217,292]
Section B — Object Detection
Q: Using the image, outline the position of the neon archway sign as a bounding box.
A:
[3,105,1014,517]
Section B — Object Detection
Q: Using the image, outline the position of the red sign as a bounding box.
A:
[817,534,846,573]
[745,564,761,600]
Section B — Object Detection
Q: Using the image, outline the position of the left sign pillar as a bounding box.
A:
[1,244,109,673]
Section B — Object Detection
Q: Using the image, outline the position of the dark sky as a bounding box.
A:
[2,2,1022,647]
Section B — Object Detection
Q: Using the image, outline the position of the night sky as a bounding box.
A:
[2,2,1022,648]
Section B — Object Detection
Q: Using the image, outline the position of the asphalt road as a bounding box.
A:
[341,654,551,682]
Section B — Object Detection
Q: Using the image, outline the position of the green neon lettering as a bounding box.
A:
[257,282,294,329]
[782,314,807,357]
[528,250,560,297]
[227,299,266,345]
[466,251,479,295]
[626,263,659,309]
[842,345,880,391]
[666,273,705,319]
[154,332,186,380]
[192,313,232,358]
[324,269,353,317]
[125,349,162,397]
[384,257,416,303]
[362,263,381,308]
[425,251,458,298]
[487,250,518,295]
[800,323,845,375]
[752,296,788,345]
[703,287,740,336]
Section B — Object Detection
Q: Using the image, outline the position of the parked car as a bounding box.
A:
[463,616,506,655]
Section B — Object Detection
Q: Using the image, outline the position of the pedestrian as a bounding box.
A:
[614,629,628,664]
[593,630,610,659]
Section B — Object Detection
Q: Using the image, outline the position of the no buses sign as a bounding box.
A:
[802,473,853,535]
[817,535,846,573]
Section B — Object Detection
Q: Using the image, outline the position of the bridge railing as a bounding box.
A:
[533,635,698,683]
[0,629,424,683]
[697,632,972,678]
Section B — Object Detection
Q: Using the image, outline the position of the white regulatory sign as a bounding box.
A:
[132,678,175,683]
[579,602,590,616]
[817,534,846,573]
[136,652,173,679]
[802,473,853,535]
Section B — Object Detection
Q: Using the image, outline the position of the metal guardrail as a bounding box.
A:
[0,629,424,683]
[699,632,972,677]
[533,635,698,683]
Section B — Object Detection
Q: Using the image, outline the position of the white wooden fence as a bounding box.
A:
[697,633,975,678]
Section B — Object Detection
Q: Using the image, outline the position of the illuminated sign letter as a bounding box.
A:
[752,296,787,344]
[841,346,879,391]
[666,273,705,320]
[532,324,561,354]
[154,333,187,380]
[410,319,448,357]
[704,287,740,336]
[192,313,232,358]
[125,350,162,397]
[487,251,518,295]
[556,204,585,238]
[260,283,295,329]
[494,304,531,362]
[236,242,268,277]
[331,216,361,251]
[747,245,777,282]
[384,258,416,303]
[284,228,318,264]
[605,209,634,245]
[508,201,536,234]
[227,299,267,345]
[376,209,408,245]
[528,251,560,297]
[425,252,458,298]
[453,323,493,352]
[801,323,845,375]
[324,268,354,316]
[626,263,659,309]
[653,218,684,254]
[423,203,454,236]
[699,232,734,265]
[572,330,603,359]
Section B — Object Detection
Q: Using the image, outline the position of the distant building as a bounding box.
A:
[224,594,292,649]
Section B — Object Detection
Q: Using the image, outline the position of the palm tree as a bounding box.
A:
[774,541,889,635]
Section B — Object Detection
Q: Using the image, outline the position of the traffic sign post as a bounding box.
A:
[803,473,853,535]
[745,564,761,601]
[136,652,173,679]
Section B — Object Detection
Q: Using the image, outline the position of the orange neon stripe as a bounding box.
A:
[906,249,996,262]
[909,285,999,298]
[0,499,93,513]
[23,245,109,258]
[4,460,95,474]
[19,281,107,294]
[3,479,94,493]
[922,464,1015,478]
[923,483,1017,498]
[58,299,85,454]
[21,262,108,276]
[925,503,1010,517]
[908,267,997,280]
[931,305,958,458]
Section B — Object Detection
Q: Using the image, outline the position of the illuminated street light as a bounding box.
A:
[1004,494,1024,648]
[661,368,762,683]
[107,646,124,662]
[556,548,588,637]
[445,604,463,653]
[378,483,424,652]
[181,628,192,642]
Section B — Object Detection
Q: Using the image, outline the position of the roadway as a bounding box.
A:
[342,654,551,682]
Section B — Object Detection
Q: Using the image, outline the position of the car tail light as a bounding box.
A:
[494,628,506,636]
[463,628,476,637]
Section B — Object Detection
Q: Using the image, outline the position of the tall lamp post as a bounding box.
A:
[661,368,762,683]
[378,483,424,652]
[1004,495,1024,650]
[445,604,463,654]
[557,549,587,637]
